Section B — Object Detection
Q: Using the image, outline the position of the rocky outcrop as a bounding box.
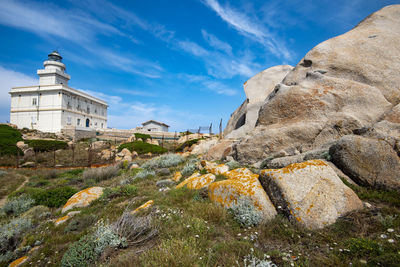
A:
[176,173,216,189]
[260,160,363,229]
[330,135,400,192]
[224,65,293,138]
[233,5,400,163]
[201,161,229,175]
[208,168,277,221]
[203,140,235,161]
[190,138,218,155]
[62,187,104,213]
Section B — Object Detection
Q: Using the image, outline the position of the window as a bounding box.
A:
[95,122,98,126]
[101,123,103,128]
[87,107,90,114]
[32,98,37,106]
[67,116,71,125]
[77,118,80,126]
[95,109,97,114]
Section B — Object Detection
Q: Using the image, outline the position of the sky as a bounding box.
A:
[0,0,399,132]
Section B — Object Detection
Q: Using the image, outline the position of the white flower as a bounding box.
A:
[387,228,394,233]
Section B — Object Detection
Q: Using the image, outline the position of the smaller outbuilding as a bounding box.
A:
[141,120,169,132]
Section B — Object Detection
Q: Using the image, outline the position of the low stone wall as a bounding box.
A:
[62,126,96,141]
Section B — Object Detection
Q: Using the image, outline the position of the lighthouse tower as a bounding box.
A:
[37,51,71,86]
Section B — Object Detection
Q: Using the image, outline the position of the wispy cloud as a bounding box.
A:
[202,0,293,60]
[0,65,37,122]
[0,0,163,79]
[178,41,210,57]
[201,29,232,54]
[178,73,237,96]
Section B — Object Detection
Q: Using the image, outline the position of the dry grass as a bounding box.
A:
[0,170,26,199]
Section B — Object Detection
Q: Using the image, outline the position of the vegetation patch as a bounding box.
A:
[10,186,77,208]
[176,138,203,152]
[1,194,34,216]
[0,124,22,156]
[134,133,152,142]
[25,139,68,152]
[142,154,184,170]
[229,197,262,227]
[118,141,167,155]
[82,165,121,182]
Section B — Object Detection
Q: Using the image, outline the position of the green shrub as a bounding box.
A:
[61,221,125,267]
[0,125,22,156]
[33,187,77,207]
[118,141,167,155]
[82,165,121,182]
[59,169,84,178]
[176,138,202,152]
[142,154,184,170]
[229,197,262,227]
[344,238,383,258]
[1,194,34,216]
[11,187,77,208]
[0,218,32,254]
[64,214,97,233]
[134,133,152,142]
[101,185,137,200]
[24,139,68,152]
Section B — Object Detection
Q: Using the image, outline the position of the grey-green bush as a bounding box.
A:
[181,163,197,176]
[134,169,155,180]
[1,194,34,216]
[82,165,121,182]
[0,218,32,254]
[229,197,262,227]
[142,154,183,170]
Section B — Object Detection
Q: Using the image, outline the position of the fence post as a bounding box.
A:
[87,143,92,167]
[161,134,164,148]
[53,143,56,168]
[71,143,75,167]
[186,130,189,142]
[219,118,222,139]
[174,131,177,152]
[209,123,212,136]
[16,145,20,168]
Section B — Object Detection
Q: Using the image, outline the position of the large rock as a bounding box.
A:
[190,138,218,155]
[204,140,235,161]
[62,187,104,213]
[330,135,400,192]
[176,173,216,189]
[91,140,109,150]
[260,160,363,229]
[208,168,277,221]
[234,5,400,163]
[224,65,293,138]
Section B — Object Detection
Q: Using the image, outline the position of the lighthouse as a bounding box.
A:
[9,51,108,133]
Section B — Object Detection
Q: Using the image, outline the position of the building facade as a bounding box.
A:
[9,51,108,133]
[141,120,169,132]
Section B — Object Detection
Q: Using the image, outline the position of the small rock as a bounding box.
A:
[363,202,372,209]
[176,173,215,189]
[131,200,154,214]
[62,187,104,213]
[387,228,394,233]
[157,168,171,176]
[156,179,175,188]
[8,256,28,267]
[129,163,139,169]
[172,171,182,182]
[20,161,35,168]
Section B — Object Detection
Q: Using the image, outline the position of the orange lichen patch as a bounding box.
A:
[261,160,328,175]
[223,168,255,179]
[176,173,216,190]
[55,215,70,226]
[172,171,182,182]
[206,164,229,175]
[208,172,277,220]
[131,200,154,214]
[62,187,104,213]
[9,256,28,267]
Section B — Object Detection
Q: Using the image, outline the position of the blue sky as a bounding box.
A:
[0,0,398,132]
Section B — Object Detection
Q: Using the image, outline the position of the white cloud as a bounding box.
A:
[178,41,209,57]
[202,0,293,60]
[201,29,232,54]
[0,0,163,79]
[0,66,37,122]
[178,73,237,96]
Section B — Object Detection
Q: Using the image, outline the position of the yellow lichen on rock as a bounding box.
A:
[131,200,154,214]
[223,168,255,179]
[172,171,182,182]
[176,173,216,189]
[208,168,276,221]
[62,187,104,213]
[9,256,28,267]
[55,215,70,226]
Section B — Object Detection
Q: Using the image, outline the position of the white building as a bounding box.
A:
[141,120,169,132]
[9,51,108,133]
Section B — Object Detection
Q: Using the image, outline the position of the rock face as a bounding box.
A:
[224,65,293,139]
[330,135,400,192]
[204,140,235,161]
[176,173,216,189]
[62,187,104,213]
[260,160,363,229]
[208,168,277,221]
[191,138,218,155]
[234,5,400,163]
